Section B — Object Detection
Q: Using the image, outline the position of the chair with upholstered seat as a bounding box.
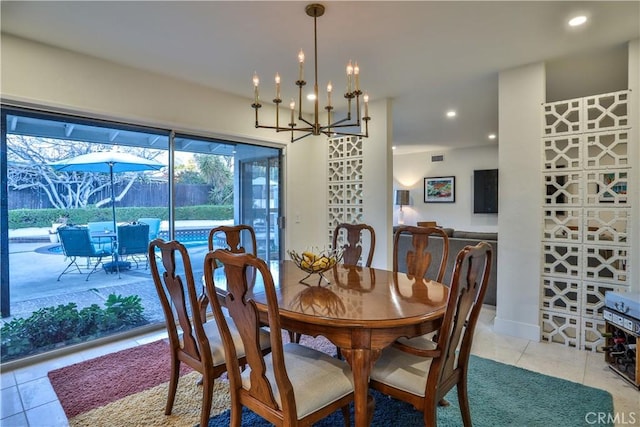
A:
[392,225,450,350]
[332,222,376,267]
[149,239,271,427]
[203,249,355,427]
[208,224,257,255]
[393,225,449,282]
[57,226,112,281]
[369,241,493,427]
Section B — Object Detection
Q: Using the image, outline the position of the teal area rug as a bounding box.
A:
[206,355,613,426]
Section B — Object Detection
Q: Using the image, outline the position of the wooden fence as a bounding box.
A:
[9,183,211,209]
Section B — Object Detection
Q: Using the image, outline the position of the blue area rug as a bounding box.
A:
[207,355,614,426]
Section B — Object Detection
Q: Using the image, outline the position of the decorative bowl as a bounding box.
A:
[288,248,343,285]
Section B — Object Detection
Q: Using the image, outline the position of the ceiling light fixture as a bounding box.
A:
[568,15,587,27]
[251,3,370,143]
[446,110,457,118]
[488,133,497,140]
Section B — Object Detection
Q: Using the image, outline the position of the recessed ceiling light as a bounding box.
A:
[568,15,587,27]
[446,110,456,118]
[488,133,497,140]
[392,146,397,150]
[307,93,317,101]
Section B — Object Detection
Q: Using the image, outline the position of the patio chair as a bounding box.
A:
[87,221,115,251]
[137,217,161,240]
[57,226,112,281]
[117,223,150,269]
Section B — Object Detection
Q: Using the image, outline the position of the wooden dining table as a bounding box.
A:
[212,260,449,427]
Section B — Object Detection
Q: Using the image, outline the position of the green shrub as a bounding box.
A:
[8,205,232,229]
[0,294,147,362]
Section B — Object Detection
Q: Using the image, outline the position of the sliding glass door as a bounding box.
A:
[239,154,281,264]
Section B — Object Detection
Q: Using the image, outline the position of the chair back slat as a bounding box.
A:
[332,223,376,267]
[208,224,257,255]
[393,225,449,282]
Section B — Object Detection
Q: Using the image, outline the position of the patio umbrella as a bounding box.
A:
[50,151,164,268]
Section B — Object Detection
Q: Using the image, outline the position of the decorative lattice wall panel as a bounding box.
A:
[327,136,364,246]
[541,90,631,352]
[541,311,579,348]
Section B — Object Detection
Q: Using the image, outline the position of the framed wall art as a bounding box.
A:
[424,176,455,203]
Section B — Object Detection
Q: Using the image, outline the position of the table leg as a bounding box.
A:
[342,347,378,427]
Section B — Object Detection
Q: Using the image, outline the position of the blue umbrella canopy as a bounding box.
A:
[50,151,165,244]
[50,151,164,173]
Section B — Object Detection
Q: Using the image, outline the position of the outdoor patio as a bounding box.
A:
[4,221,227,325]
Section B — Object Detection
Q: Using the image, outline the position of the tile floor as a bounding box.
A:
[1,307,638,427]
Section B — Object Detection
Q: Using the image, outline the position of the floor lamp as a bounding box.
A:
[395,190,410,225]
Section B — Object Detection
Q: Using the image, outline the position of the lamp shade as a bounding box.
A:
[395,190,410,206]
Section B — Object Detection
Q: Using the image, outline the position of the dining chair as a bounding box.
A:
[393,225,450,350]
[57,225,112,281]
[332,222,376,267]
[369,241,493,427]
[393,225,449,282]
[208,224,257,254]
[148,239,271,427]
[203,249,355,427]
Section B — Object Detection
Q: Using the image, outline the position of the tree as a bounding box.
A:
[7,135,164,209]
[194,154,234,205]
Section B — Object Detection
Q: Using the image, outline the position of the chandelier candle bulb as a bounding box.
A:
[298,50,305,81]
[364,92,369,118]
[275,73,281,100]
[346,60,353,94]
[354,62,360,92]
[253,72,260,104]
[327,81,332,107]
[290,99,295,124]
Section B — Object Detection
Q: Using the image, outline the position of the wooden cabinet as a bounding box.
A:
[603,308,639,389]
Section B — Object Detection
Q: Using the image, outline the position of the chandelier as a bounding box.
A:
[251,3,371,143]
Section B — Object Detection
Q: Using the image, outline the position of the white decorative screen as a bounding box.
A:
[327,136,364,247]
[540,90,631,351]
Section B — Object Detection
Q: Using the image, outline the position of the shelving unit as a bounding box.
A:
[603,307,639,389]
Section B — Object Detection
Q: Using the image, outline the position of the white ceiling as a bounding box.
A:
[2,1,639,154]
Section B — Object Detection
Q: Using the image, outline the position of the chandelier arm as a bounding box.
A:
[255,124,314,132]
[298,115,315,128]
[291,131,316,143]
[320,129,368,139]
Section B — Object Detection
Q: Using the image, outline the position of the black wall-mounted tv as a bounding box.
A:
[474,169,499,214]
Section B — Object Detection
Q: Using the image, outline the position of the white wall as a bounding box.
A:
[627,39,639,292]
[494,62,546,341]
[393,145,498,231]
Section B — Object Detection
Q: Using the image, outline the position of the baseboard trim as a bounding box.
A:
[494,316,540,341]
